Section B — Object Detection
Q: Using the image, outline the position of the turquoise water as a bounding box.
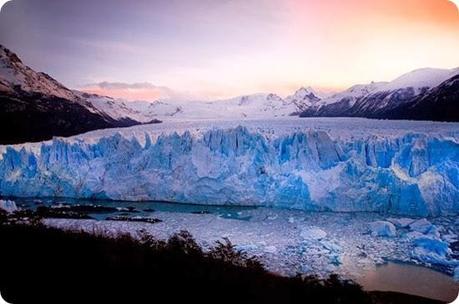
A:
[14,197,255,221]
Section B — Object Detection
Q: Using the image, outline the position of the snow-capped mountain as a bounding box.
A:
[383,74,459,122]
[284,87,321,112]
[0,44,321,135]
[93,66,457,122]
[0,45,145,144]
[0,46,81,101]
[2,43,458,145]
[83,91,319,121]
[74,92,177,123]
[192,93,301,118]
[302,67,459,121]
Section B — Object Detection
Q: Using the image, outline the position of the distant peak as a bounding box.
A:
[385,67,459,91]
[289,86,320,101]
[295,86,315,95]
[0,45,23,65]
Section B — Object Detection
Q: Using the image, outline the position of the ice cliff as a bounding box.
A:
[0,123,458,216]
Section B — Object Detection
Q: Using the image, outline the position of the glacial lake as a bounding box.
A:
[356,262,459,302]
[14,197,256,221]
[11,197,459,302]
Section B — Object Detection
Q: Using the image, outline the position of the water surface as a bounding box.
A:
[357,262,459,302]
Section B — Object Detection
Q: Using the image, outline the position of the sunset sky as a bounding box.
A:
[0,0,458,100]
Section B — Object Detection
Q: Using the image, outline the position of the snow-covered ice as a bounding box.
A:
[1,117,458,217]
[387,217,415,228]
[369,221,397,237]
[300,227,327,240]
[0,118,459,216]
[409,219,434,234]
[412,237,455,266]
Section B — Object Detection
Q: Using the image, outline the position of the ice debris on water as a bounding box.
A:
[0,200,18,213]
[409,218,434,234]
[300,227,327,240]
[387,217,415,228]
[412,237,454,265]
[369,221,397,237]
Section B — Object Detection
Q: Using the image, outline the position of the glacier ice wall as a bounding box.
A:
[0,126,458,216]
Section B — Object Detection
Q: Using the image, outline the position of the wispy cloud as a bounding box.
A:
[80,82,177,101]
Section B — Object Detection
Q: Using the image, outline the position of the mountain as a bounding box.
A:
[301,68,459,121]
[194,93,302,119]
[0,45,149,144]
[86,91,318,121]
[284,87,322,113]
[383,74,459,122]
[0,44,318,140]
[74,92,179,123]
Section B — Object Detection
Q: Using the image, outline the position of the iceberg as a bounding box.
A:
[369,221,397,237]
[0,119,458,217]
[409,219,434,234]
[300,227,327,240]
[412,236,455,266]
[387,217,415,228]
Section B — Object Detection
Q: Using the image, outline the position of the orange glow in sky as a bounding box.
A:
[273,0,459,92]
[1,0,458,100]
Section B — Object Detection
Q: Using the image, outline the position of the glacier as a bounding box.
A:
[0,118,458,217]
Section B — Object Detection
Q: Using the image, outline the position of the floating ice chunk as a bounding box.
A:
[387,217,415,228]
[300,227,327,240]
[412,236,452,265]
[442,233,458,244]
[0,200,18,213]
[288,217,295,224]
[404,231,425,240]
[426,225,441,239]
[264,245,278,254]
[369,221,397,237]
[409,218,433,234]
[267,214,278,221]
[235,244,259,252]
[321,240,343,265]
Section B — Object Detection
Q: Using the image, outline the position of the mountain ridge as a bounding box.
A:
[300,67,459,122]
[0,45,150,144]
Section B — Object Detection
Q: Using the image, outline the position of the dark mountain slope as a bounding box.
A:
[382,75,459,122]
[0,45,147,144]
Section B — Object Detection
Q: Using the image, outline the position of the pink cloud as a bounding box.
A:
[81,82,175,101]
